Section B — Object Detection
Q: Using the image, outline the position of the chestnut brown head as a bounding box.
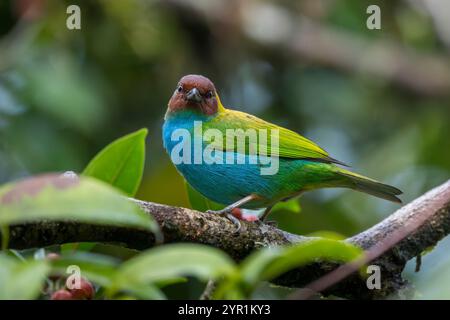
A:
[167,75,223,116]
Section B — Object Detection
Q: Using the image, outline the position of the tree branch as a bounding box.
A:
[5,180,450,299]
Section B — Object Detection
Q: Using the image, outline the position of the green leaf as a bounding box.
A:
[114,244,236,290]
[0,174,158,234]
[83,128,148,197]
[217,239,363,298]
[185,181,223,211]
[50,252,165,299]
[154,277,188,288]
[0,253,50,299]
[257,239,362,282]
[61,242,97,254]
[7,249,26,262]
[116,283,165,300]
[271,199,301,214]
[1,225,9,250]
[50,252,120,288]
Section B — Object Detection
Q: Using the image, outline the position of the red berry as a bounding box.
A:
[51,290,74,300]
[68,278,95,300]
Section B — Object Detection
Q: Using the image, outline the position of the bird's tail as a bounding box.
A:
[335,168,403,203]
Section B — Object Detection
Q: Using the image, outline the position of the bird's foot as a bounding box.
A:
[230,208,259,222]
[255,219,278,227]
[265,220,278,227]
[206,209,241,233]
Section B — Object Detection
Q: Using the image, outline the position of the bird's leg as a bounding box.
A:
[258,205,278,227]
[260,205,274,221]
[206,194,258,232]
[207,194,258,215]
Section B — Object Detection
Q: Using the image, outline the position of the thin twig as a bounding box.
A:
[200,280,217,300]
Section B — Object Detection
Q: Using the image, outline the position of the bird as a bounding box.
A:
[162,74,402,230]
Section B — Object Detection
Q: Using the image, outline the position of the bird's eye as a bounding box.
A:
[177,86,183,93]
[205,91,213,99]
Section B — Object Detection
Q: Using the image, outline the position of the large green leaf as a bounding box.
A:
[113,244,236,291]
[50,252,120,288]
[216,239,363,298]
[49,252,173,299]
[49,251,165,299]
[0,253,50,299]
[254,239,362,282]
[83,128,147,197]
[0,174,158,234]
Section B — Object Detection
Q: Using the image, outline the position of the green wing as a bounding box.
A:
[203,109,346,165]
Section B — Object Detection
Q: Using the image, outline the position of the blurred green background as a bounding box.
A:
[0,0,449,299]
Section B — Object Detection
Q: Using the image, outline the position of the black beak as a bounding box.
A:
[186,88,202,103]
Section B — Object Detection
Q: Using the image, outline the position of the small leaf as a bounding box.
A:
[0,253,50,299]
[0,174,158,234]
[271,199,301,214]
[114,244,236,289]
[185,181,223,211]
[83,128,148,197]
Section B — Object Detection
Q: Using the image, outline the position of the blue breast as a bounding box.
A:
[162,111,307,208]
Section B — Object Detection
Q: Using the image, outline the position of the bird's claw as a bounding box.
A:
[265,220,278,227]
[255,219,278,227]
[206,208,229,216]
[225,213,241,233]
[206,209,241,233]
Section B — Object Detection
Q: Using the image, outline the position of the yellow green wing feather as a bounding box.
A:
[204,109,346,165]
